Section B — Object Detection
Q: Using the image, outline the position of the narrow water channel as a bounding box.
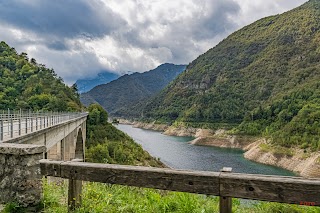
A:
[116,124,296,176]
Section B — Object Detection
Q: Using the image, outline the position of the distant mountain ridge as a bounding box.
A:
[80,63,186,116]
[138,0,320,150]
[76,72,120,93]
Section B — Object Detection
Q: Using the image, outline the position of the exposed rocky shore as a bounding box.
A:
[244,140,320,178]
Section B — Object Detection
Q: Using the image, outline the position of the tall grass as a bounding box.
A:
[40,179,320,213]
[42,180,220,213]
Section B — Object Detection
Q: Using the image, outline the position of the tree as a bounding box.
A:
[88,104,108,125]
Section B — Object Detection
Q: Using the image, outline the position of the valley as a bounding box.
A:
[2,0,320,211]
[89,0,320,179]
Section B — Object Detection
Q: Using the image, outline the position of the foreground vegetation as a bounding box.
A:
[40,180,320,213]
[4,181,320,212]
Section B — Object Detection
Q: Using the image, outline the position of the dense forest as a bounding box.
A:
[0,41,82,111]
[137,0,320,150]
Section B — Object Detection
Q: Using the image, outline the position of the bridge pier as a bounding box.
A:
[45,125,85,161]
[47,142,62,160]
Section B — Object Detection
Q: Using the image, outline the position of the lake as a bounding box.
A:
[116,124,296,176]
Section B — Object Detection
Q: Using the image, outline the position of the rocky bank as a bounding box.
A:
[244,140,320,178]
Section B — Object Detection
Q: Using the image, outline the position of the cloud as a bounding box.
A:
[0,0,125,39]
[0,0,308,84]
[90,0,242,71]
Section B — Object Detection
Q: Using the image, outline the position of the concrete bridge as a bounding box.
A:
[0,110,88,207]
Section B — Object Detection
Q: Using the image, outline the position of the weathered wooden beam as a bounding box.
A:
[39,160,320,207]
[62,161,220,195]
[40,160,220,195]
[220,172,320,206]
[40,160,62,177]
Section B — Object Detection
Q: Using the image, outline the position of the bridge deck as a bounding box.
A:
[0,111,87,142]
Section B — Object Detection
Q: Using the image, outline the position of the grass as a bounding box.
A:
[37,179,320,213]
[4,178,319,212]
[41,180,220,213]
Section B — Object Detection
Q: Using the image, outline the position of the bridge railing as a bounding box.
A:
[40,159,320,212]
[0,110,87,142]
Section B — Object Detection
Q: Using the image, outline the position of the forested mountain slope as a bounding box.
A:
[0,41,82,111]
[141,0,320,150]
[80,63,186,116]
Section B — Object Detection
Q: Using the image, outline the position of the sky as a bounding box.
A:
[0,0,308,84]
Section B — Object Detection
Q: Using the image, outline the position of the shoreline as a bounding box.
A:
[118,120,320,178]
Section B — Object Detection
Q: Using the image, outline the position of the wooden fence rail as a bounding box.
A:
[40,159,320,212]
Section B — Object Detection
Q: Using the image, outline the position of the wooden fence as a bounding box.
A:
[40,159,320,213]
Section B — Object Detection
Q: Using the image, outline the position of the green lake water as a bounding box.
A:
[117,124,296,176]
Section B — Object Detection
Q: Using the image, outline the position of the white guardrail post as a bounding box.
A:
[0,119,3,141]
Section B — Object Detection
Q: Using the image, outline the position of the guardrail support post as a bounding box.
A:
[0,119,3,141]
[25,118,28,134]
[19,118,21,136]
[220,167,232,213]
[10,118,13,138]
[31,117,33,132]
[68,159,83,212]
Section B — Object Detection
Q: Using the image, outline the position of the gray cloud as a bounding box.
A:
[0,0,125,39]
[192,0,240,40]
[46,40,68,51]
[0,0,308,84]
[110,0,241,65]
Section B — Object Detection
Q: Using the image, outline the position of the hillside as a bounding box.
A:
[140,0,320,150]
[85,103,162,166]
[80,63,186,116]
[0,41,82,111]
[75,71,119,93]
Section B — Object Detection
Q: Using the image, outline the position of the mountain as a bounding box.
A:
[0,41,82,111]
[75,71,120,93]
[80,63,186,116]
[140,0,320,150]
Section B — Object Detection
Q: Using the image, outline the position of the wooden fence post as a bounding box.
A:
[220,167,232,213]
[68,159,83,212]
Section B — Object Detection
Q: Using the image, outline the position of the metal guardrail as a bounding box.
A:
[0,110,88,142]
